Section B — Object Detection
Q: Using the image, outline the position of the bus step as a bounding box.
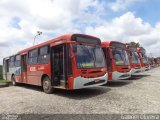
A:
[53,86,66,89]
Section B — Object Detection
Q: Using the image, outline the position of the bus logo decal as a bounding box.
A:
[30,67,36,71]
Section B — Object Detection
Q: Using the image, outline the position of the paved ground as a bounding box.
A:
[0,67,160,114]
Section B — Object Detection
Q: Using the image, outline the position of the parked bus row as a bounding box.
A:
[2,34,157,93]
[148,57,160,67]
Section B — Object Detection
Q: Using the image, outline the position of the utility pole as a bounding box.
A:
[33,31,42,45]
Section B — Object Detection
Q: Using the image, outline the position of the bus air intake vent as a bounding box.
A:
[122,67,129,70]
[84,80,105,86]
[81,70,87,74]
[89,71,102,74]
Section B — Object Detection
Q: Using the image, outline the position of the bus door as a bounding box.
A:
[3,59,9,80]
[103,48,112,79]
[51,44,67,88]
[21,54,27,83]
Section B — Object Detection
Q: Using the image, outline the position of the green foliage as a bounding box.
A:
[0,79,10,83]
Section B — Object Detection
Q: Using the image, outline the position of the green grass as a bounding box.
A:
[0,79,11,83]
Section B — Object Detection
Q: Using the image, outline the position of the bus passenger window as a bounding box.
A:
[9,56,15,68]
[15,55,20,67]
[28,49,38,64]
[39,46,49,55]
[38,46,50,64]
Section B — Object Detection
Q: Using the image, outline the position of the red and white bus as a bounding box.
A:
[3,34,108,93]
[155,57,160,66]
[137,47,150,71]
[102,41,131,80]
[126,44,142,75]
[148,57,154,67]
[147,56,160,68]
[148,57,156,68]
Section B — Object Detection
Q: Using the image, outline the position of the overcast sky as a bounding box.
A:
[0,0,160,64]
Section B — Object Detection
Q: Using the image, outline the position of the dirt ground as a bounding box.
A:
[0,67,160,115]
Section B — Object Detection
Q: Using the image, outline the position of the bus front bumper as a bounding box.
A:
[112,71,131,80]
[141,66,150,72]
[73,73,108,89]
[131,68,142,75]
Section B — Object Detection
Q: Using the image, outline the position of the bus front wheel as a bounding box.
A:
[42,77,54,94]
[11,75,17,86]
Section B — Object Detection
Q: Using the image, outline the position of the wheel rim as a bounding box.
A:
[12,76,15,85]
[43,80,49,90]
[12,81,15,85]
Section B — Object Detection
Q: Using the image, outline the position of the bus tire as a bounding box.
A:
[42,76,54,94]
[11,75,17,86]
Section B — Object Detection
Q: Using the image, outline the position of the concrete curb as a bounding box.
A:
[0,83,10,88]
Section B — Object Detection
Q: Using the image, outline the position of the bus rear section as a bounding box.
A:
[137,47,150,72]
[3,57,10,81]
[3,34,108,94]
[102,41,131,81]
[126,44,142,75]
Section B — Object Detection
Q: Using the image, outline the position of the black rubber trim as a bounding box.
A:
[84,80,105,86]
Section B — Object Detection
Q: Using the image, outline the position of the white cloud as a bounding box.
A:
[0,0,160,65]
[108,0,140,12]
[85,12,160,57]
[0,0,102,64]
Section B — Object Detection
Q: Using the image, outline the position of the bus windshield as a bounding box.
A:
[112,48,129,66]
[131,52,140,64]
[142,53,148,63]
[73,44,106,68]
